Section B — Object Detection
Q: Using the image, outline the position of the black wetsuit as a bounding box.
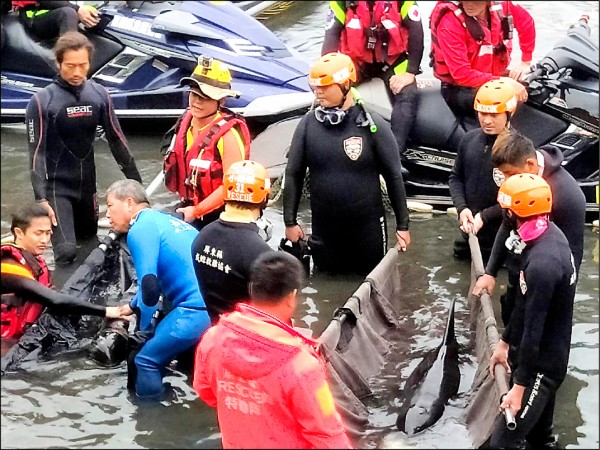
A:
[322,1,424,158]
[0,0,10,51]
[1,260,105,318]
[18,1,80,41]
[191,218,271,324]
[284,105,409,276]
[484,145,586,325]
[26,76,142,265]
[489,223,576,449]
[448,130,502,263]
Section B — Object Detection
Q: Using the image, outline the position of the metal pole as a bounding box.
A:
[467,232,516,430]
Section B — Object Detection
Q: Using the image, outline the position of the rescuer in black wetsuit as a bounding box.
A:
[485,174,576,450]
[322,1,424,162]
[473,131,586,327]
[448,79,519,263]
[283,52,411,276]
[26,32,142,265]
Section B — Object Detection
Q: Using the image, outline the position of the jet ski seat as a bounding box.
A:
[1,13,124,79]
[356,77,477,154]
[1,13,56,78]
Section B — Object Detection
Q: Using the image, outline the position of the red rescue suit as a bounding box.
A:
[340,1,409,66]
[11,1,38,8]
[430,1,535,87]
[193,303,352,449]
[1,244,50,338]
[163,109,250,205]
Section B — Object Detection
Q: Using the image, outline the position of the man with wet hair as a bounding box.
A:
[193,251,352,449]
[26,31,142,266]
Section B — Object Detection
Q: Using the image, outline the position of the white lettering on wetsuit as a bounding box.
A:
[194,244,231,273]
[66,105,93,118]
[520,373,544,419]
[28,119,35,143]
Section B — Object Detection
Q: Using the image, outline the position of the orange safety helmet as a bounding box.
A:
[497,173,552,218]
[223,160,271,204]
[474,79,518,114]
[308,52,357,88]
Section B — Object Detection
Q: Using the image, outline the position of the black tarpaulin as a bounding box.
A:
[317,246,402,444]
[1,232,135,373]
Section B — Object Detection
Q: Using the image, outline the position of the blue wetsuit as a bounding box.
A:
[128,209,210,398]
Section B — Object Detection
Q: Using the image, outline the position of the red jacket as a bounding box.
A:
[193,303,352,449]
[431,1,535,87]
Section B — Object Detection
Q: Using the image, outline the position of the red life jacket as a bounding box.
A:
[429,1,512,81]
[163,108,251,204]
[1,244,50,339]
[11,1,38,9]
[339,1,409,67]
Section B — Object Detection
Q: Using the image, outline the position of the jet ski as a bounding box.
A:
[250,16,599,216]
[0,1,312,128]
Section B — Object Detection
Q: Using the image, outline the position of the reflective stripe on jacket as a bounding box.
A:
[163,109,250,204]
[429,1,534,87]
[1,244,50,338]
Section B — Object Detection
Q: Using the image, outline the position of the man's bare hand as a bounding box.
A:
[285,225,304,243]
[459,208,474,234]
[389,73,415,95]
[78,5,100,28]
[396,230,411,252]
[509,60,532,82]
[473,273,496,297]
[39,200,58,227]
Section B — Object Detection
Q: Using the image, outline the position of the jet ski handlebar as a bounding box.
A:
[523,64,547,85]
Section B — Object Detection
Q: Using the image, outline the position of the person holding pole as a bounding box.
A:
[486,174,576,450]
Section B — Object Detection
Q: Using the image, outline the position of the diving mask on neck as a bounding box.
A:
[314,106,347,126]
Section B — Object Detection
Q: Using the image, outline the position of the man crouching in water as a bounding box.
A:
[193,251,352,448]
[105,179,210,399]
[1,203,127,346]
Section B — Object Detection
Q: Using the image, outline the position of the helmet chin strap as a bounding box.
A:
[336,83,351,109]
